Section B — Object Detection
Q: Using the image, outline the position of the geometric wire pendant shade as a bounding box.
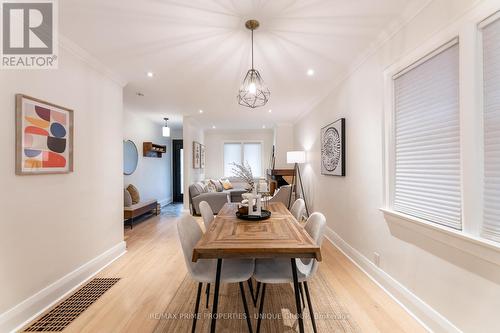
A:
[237,20,270,108]
[237,69,270,108]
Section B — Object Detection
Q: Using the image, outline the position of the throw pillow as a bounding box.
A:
[220,179,233,190]
[206,181,217,192]
[127,184,140,204]
[210,179,223,192]
[124,188,132,207]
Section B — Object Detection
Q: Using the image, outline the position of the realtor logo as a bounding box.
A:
[1,0,58,69]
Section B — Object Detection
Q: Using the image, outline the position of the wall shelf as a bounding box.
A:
[143,142,166,158]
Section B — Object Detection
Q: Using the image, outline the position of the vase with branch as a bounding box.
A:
[230,161,255,193]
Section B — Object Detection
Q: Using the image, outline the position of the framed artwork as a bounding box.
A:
[193,141,201,168]
[16,94,74,175]
[200,144,206,169]
[321,118,345,176]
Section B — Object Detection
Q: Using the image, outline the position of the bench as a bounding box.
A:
[124,199,158,229]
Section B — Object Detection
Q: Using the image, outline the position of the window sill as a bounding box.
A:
[380,208,500,267]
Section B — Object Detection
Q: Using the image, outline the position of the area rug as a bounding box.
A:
[153,269,360,332]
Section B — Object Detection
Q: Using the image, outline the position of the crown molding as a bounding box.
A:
[293,0,434,124]
[59,34,128,88]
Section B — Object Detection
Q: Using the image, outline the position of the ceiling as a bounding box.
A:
[60,0,421,129]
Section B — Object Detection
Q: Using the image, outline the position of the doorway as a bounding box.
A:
[172,139,184,202]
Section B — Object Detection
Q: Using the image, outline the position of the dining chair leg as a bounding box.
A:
[256,283,266,333]
[205,283,210,309]
[299,282,306,309]
[291,258,305,333]
[303,281,318,333]
[246,279,257,307]
[255,282,261,305]
[239,282,253,333]
[210,259,222,333]
[192,282,203,333]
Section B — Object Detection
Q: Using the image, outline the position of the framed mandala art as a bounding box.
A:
[320,118,345,176]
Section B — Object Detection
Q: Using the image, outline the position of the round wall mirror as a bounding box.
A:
[123,140,138,175]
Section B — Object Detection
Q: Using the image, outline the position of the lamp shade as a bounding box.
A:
[162,126,171,137]
[287,151,306,164]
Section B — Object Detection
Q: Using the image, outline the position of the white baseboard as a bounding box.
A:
[323,227,461,333]
[0,241,126,333]
[159,197,173,208]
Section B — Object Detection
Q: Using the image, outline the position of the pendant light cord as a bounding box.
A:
[251,28,254,70]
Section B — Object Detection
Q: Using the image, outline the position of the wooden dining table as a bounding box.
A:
[192,202,322,333]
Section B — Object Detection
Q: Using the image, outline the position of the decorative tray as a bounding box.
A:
[236,209,271,221]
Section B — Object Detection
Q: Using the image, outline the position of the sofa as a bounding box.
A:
[188,177,250,215]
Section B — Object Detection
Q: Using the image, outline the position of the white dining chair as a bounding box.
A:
[253,212,326,333]
[199,201,214,232]
[266,184,293,207]
[177,214,254,332]
[290,198,306,222]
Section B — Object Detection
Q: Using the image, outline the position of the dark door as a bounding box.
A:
[172,139,184,202]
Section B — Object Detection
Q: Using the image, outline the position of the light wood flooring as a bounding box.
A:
[27,204,426,333]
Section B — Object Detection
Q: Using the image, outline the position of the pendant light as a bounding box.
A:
[237,19,270,108]
[162,118,170,137]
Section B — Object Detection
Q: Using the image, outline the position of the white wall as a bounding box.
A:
[273,124,295,169]
[293,0,500,332]
[183,117,204,210]
[123,110,173,207]
[171,128,183,141]
[0,47,124,330]
[204,129,274,179]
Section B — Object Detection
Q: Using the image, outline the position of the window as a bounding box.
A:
[223,143,242,177]
[223,142,262,177]
[382,11,500,262]
[392,41,462,230]
[482,17,500,242]
[243,143,262,178]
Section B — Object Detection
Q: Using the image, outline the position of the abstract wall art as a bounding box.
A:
[16,94,74,175]
[321,118,345,176]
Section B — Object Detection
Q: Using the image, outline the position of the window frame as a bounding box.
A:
[222,140,264,177]
[381,8,500,265]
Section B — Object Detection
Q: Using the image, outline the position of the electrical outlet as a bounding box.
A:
[373,252,380,267]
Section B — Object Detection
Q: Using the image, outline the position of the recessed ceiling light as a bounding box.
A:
[268,109,272,113]
[262,125,266,129]
[307,69,315,76]
[199,109,204,114]
[212,125,216,129]
[147,72,154,78]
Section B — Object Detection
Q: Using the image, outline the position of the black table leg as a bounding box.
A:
[239,282,253,333]
[291,258,305,333]
[192,282,203,333]
[210,259,222,333]
[256,283,266,333]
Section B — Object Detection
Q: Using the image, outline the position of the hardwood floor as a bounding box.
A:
[35,204,425,333]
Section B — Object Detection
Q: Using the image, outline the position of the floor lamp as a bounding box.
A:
[287,151,310,217]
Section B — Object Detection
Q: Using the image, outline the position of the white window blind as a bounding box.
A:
[393,41,462,230]
[223,143,242,176]
[243,143,262,177]
[223,142,263,177]
[482,17,500,242]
